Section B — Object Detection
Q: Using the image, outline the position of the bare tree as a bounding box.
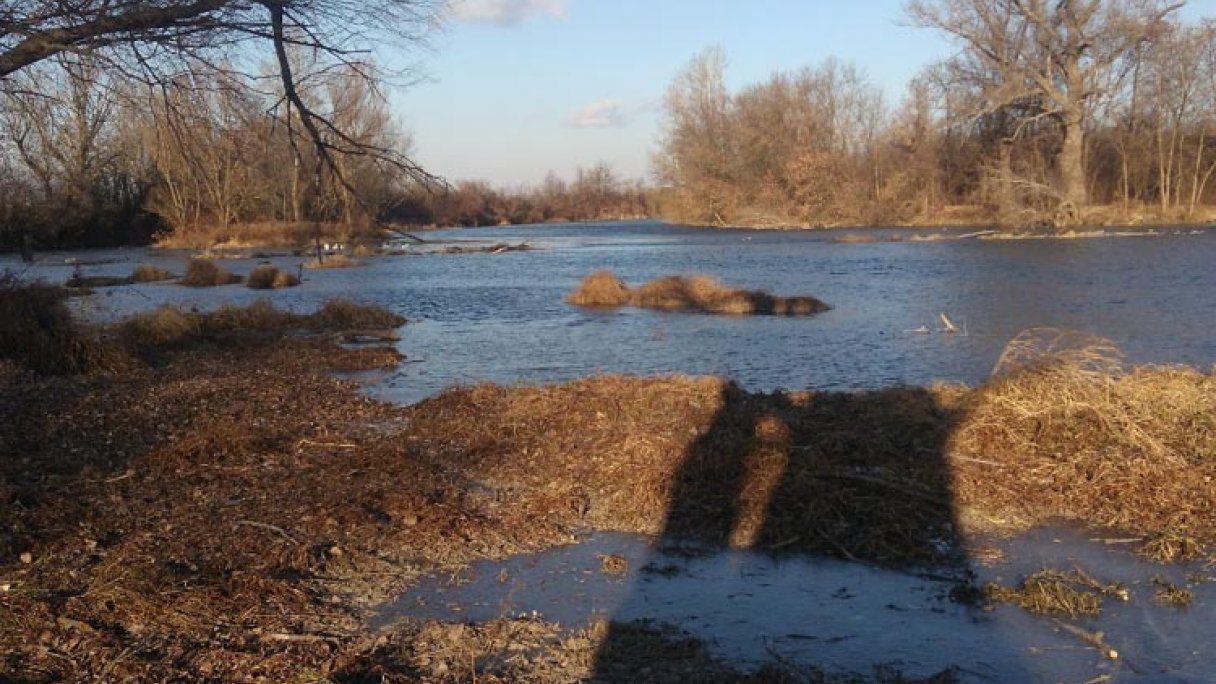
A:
[908,0,1181,212]
[1,0,444,217]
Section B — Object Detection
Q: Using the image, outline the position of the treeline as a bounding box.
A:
[0,53,424,250]
[416,165,653,228]
[657,2,1216,229]
[0,53,653,251]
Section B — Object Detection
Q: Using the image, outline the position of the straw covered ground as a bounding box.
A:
[2,290,1214,681]
[568,270,830,315]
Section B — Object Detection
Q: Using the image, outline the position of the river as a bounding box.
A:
[10,220,1216,403]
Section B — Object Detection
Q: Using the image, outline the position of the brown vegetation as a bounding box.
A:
[568,270,830,316]
[948,330,1216,539]
[985,569,1127,617]
[565,270,631,307]
[245,264,300,289]
[3,297,1215,681]
[0,274,122,374]
[130,264,176,282]
[657,8,1216,231]
[180,258,242,287]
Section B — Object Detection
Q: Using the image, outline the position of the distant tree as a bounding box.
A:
[907,0,1181,212]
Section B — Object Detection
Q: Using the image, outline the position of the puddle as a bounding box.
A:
[372,528,1215,683]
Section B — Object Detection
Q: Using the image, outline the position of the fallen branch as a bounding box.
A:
[234,520,298,544]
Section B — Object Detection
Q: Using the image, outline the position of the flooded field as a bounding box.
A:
[8,220,1216,403]
[378,527,1214,683]
[6,221,1216,682]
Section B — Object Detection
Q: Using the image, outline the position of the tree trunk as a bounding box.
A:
[1059,115,1087,208]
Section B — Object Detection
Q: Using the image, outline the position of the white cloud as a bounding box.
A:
[446,0,567,25]
[568,99,628,129]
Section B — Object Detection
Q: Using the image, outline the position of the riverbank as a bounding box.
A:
[2,294,1213,681]
[664,204,1216,234]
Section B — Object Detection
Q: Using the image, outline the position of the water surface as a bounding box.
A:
[10,221,1216,402]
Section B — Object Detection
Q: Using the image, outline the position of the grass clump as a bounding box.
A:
[131,264,176,282]
[115,299,405,352]
[948,327,1216,542]
[0,274,122,374]
[181,259,242,287]
[1152,577,1194,607]
[985,569,1124,617]
[118,306,203,348]
[567,270,829,316]
[1139,529,1206,563]
[312,298,406,330]
[246,265,300,290]
[304,254,362,269]
[567,270,630,307]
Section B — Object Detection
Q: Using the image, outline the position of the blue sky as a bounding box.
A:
[393,0,1216,187]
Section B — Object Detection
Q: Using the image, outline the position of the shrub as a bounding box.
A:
[131,264,176,282]
[246,265,300,290]
[567,270,631,307]
[0,273,119,374]
[117,306,202,348]
[181,259,242,287]
[311,299,405,330]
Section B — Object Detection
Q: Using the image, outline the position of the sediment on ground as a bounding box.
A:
[2,298,1213,681]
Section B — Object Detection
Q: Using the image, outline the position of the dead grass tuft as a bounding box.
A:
[985,568,1124,617]
[114,299,404,353]
[1152,576,1194,607]
[304,254,363,269]
[568,270,829,316]
[950,329,1216,540]
[131,264,176,282]
[0,274,124,374]
[567,270,632,307]
[118,306,203,348]
[180,259,242,287]
[246,265,300,290]
[1139,529,1206,563]
[312,298,406,330]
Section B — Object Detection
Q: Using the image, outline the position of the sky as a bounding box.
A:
[392,0,1216,188]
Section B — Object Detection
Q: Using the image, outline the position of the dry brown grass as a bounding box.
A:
[115,299,404,352]
[155,221,362,250]
[130,264,176,282]
[180,259,242,287]
[0,274,124,374]
[567,270,631,307]
[567,270,829,316]
[312,298,406,330]
[985,569,1124,617]
[949,328,1216,540]
[245,265,300,289]
[117,306,203,348]
[304,254,363,269]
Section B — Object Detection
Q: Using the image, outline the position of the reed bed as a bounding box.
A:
[130,264,176,282]
[245,264,300,289]
[567,270,829,316]
[180,259,242,286]
[949,328,1216,541]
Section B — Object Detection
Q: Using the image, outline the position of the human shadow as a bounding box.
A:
[591,381,976,681]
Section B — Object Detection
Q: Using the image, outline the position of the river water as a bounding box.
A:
[8,221,1216,681]
[10,220,1216,403]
